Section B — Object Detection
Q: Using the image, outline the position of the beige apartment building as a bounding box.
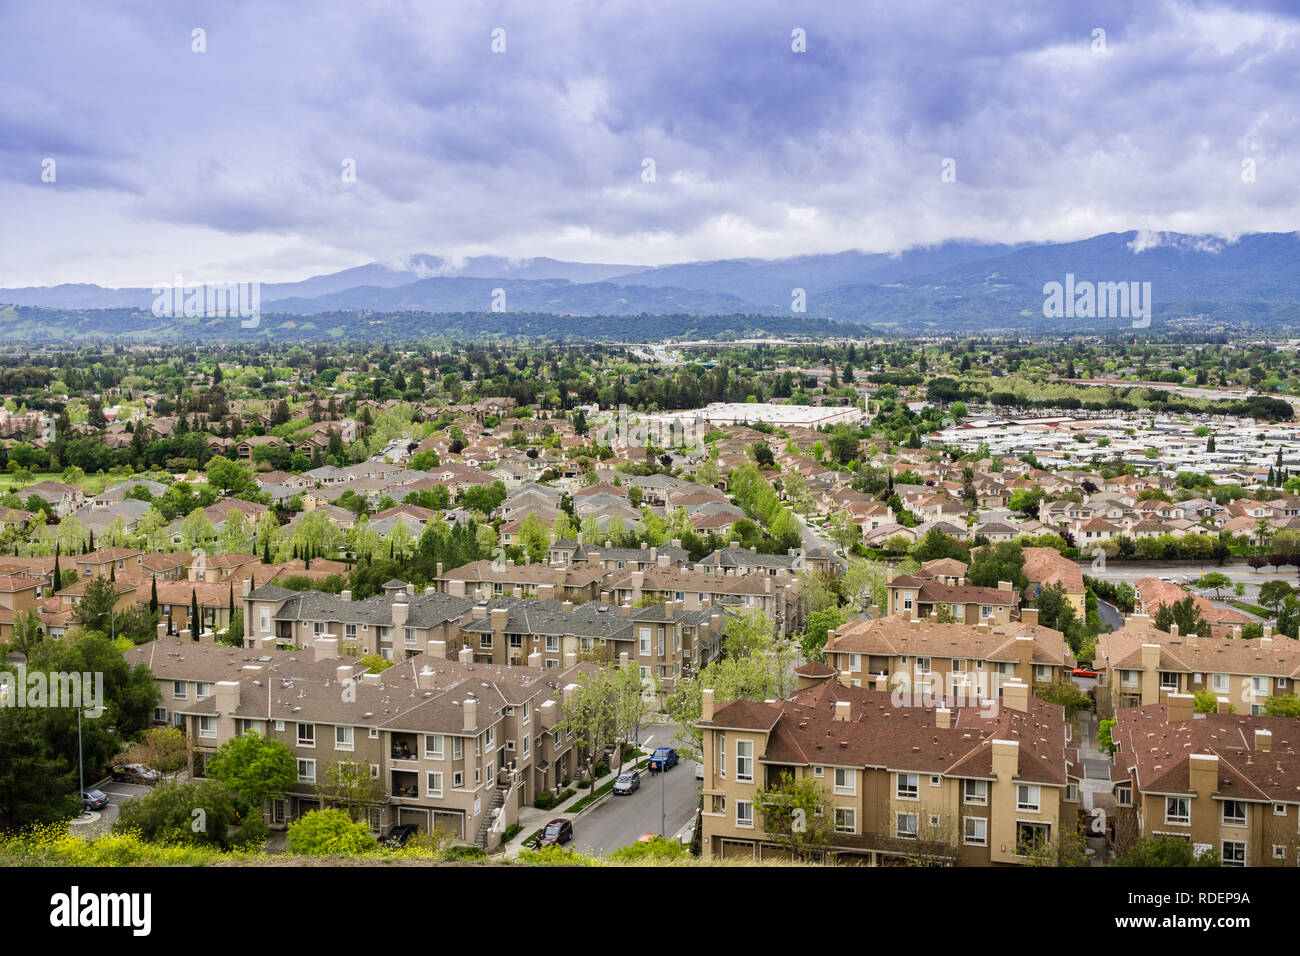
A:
[885,573,1019,626]
[603,566,803,636]
[698,675,1080,865]
[1094,615,1300,717]
[1111,694,1300,866]
[169,634,588,846]
[824,615,1075,701]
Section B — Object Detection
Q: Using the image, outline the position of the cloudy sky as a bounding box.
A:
[1,0,1297,287]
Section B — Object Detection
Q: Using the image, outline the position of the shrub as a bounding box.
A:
[286,808,379,856]
[609,835,687,862]
[442,845,487,862]
[534,792,556,810]
[594,761,610,779]
[502,823,522,843]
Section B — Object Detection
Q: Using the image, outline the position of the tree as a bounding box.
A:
[205,456,254,496]
[801,606,845,661]
[840,557,888,614]
[117,726,188,773]
[1096,717,1117,756]
[1153,596,1209,638]
[203,730,296,812]
[1259,580,1293,615]
[608,835,688,862]
[0,708,80,829]
[910,527,967,563]
[1262,694,1300,717]
[558,669,619,788]
[10,608,45,657]
[73,575,120,632]
[1196,572,1231,601]
[664,646,799,760]
[286,807,380,856]
[1036,677,1092,721]
[753,772,836,858]
[967,541,1027,592]
[314,760,388,822]
[1115,835,1222,867]
[113,779,258,850]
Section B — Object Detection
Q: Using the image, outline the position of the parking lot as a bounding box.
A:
[70,779,151,839]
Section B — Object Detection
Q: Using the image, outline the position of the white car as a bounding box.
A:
[695,761,704,780]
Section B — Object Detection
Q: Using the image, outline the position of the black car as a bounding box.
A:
[381,824,419,848]
[80,788,109,811]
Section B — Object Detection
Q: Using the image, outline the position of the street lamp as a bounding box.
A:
[660,759,666,838]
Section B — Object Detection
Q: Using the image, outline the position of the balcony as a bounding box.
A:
[391,735,419,763]
[391,769,419,801]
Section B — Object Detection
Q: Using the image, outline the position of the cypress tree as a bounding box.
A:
[190,588,200,638]
[53,552,62,592]
[150,576,159,614]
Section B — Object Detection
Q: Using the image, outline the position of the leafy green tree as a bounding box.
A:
[286,807,380,856]
[753,772,836,857]
[1096,717,1117,756]
[608,835,688,862]
[113,779,257,850]
[800,606,845,661]
[1262,694,1300,717]
[1036,677,1091,721]
[967,541,1027,592]
[314,760,388,822]
[1196,572,1231,600]
[1259,580,1293,615]
[203,731,296,812]
[910,527,968,563]
[1115,835,1221,867]
[72,575,121,632]
[0,708,80,829]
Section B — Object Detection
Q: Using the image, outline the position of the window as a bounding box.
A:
[639,628,651,655]
[545,635,559,652]
[736,740,754,782]
[172,681,187,700]
[199,716,216,739]
[522,702,530,725]
[509,634,523,649]
[1017,785,1040,812]
[896,813,918,840]
[1116,787,1132,807]
[897,773,919,799]
[1160,672,1178,691]
[368,727,379,739]
[297,723,315,747]
[834,768,856,795]
[902,592,914,612]
[916,657,931,673]
[1273,845,1287,860]
[1034,665,1052,683]
[717,733,726,778]
[1222,841,1246,867]
[297,758,316,783]
[834,808,856,833]
[963,816,987,846]
[523,735,530,756]
[404,627,417,645]
[153,707,167,723]
[1067,783,1079,802]
[453,738,463,760]
[980,605,993,619]
[426,772,443,798]
[1016,822,1050,854]
[425,734,444,759]
[335,726,353,751]
[963,780,988,805]
[1165,797,1190,825]
[1275,803,1287,817]
[929,775,941,788]
[736,801,754,828]
[1121,670,1138,688]
[453,771,463,788]
[848,653,861,672]
[369,764,379,779]
[195,682,211,700]
[1221,800,1247,827]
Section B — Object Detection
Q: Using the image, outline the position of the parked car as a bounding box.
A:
[110,763,160,784]
[637,832,658,843]
[536,818,573,847]
[80,788,109,811]
[381,824,418,848]
[1072,665,1100,678]
[612,771,640,795]
[648,747,679,773]
[695,761,704,780]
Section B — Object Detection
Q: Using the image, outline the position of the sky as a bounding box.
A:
[1,0,1297,287]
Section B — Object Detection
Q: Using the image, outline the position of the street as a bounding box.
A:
[70,779,150,839]
[1083,562,1300,586]
[569,760,699,858]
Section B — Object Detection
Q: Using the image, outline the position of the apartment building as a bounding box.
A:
[172,635,587,844]
[243,580,475,659]
[825,615,1075,699]
[698,676,1080,865]
[603,567,802,636]
[885,573,1019,625]
[1094,615,1300,717]
[432,559,606,604]
[1111,695,1300,866]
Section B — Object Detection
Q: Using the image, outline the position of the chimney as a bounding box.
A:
[936,707,951,729]
[1166,692,1194,723]
[340,589,352,602]
[436,562,443,578]
[490,607,509,632]
[416,665,437,689]
[462,696,477,731]
[336,663,354,683]
[1264,623,1274,638]
[1256,728,1273,752]
[702,688,715,722]
[392,597,409,629]
[426,638,447,658]
[991,738,1019,779]
[1013,636,1034,666]
[458,645,473,665]
[1020,607,1039,627]
[539,698,558,728]
[562,600,574,613]
[527,650,542,668]
[1261,636,1274,649]
[214,679,240,714]
[839,670,853,688]
[314,637,338,661]
[997,580,1013,593]
[1188,753,1218,800]
[587,550,602,568]
[1216,696,1232,714]
[564,651,577,668]
[1002,679,1029,713]
[834,700,851,722]
[619,651,630,669]
[1232,626,1242,640]
[873,674,888,692]
[1170,623,1179,638]
[241,576,252,597]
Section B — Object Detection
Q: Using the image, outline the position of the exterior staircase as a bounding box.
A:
[474,789,506,849]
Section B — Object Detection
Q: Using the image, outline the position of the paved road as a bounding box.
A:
[70,779,150,839]
[1084,562,1299,586]
[1096,599,1124,632]
[569,762,699,858]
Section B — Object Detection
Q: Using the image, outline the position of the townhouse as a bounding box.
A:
[884,572,1020,625]
[602,566,803,636]
[1094,615,1300,717]
[698,676,1080,865]
[1110,695,1300,866]
[825,615,1076,699]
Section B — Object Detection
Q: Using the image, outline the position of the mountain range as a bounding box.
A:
[1,231,1296,339]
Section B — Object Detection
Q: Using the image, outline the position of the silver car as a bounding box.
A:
[612,771,640,795]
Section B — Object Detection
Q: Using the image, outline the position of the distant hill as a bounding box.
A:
[2,231,1296,334]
